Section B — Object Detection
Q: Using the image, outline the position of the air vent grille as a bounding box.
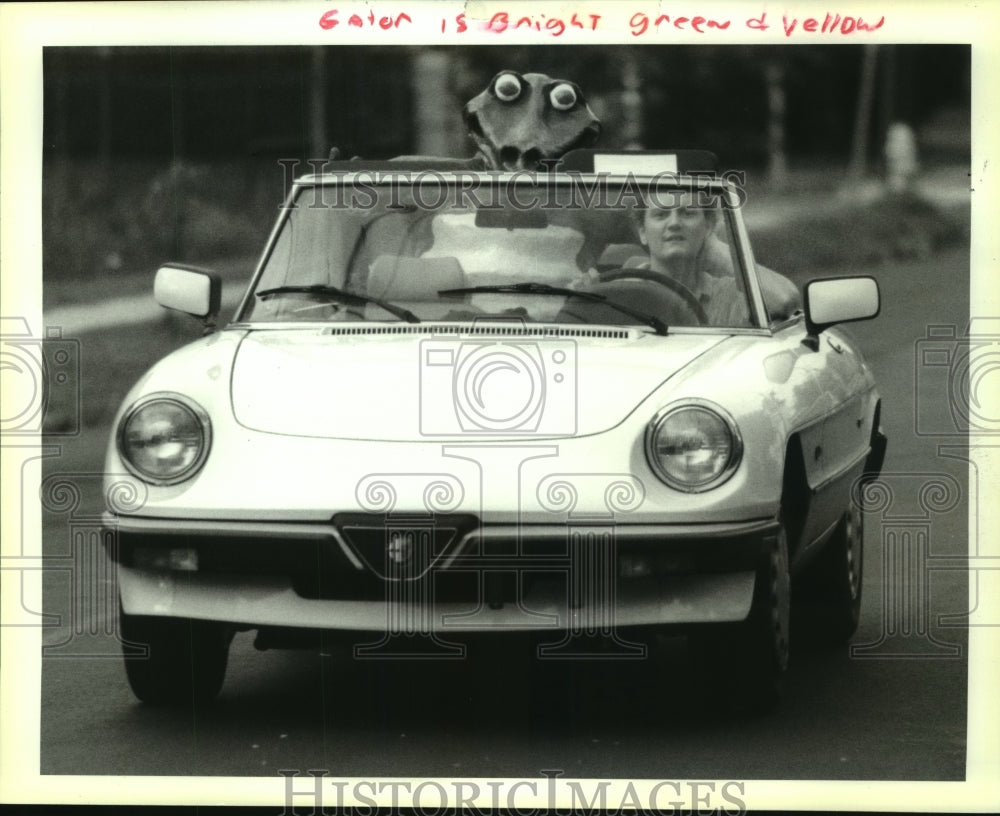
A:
[323,324,632,339]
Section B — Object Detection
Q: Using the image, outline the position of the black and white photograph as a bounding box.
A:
[0,1,997,811]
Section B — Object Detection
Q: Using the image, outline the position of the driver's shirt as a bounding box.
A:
[630,257,751,327]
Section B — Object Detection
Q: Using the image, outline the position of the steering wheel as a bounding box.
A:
[598,268,709,325]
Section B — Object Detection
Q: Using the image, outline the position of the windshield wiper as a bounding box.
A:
[438,282,668,336]
[255,284,420,324]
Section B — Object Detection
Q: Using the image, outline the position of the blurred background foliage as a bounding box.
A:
[43,45,969,293]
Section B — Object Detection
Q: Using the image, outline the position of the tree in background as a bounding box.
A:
[410,49,465,157]
[847,44,879,180]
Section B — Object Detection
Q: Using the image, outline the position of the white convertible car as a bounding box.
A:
[104,150,885,710]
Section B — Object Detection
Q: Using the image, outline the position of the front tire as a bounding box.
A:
[120,603,231,705]
[690,520,791,712]
[795,499,864,644]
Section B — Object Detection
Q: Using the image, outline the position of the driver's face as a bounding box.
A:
[638,192,714,266]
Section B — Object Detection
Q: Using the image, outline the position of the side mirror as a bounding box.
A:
[804,276,880,346]
[154,264,222,331]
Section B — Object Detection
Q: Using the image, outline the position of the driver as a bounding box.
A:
[628,191,750,327]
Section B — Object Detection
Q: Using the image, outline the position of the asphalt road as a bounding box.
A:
[37,247,971,782]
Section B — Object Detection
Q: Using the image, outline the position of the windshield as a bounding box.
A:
[241,175,757,330]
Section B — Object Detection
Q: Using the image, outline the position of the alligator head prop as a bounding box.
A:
[464,71,602,171]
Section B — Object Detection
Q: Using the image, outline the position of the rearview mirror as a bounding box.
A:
[154,264,222,327]
[804,276,880,339]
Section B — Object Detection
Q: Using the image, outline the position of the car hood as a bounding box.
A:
[230,326,727,441]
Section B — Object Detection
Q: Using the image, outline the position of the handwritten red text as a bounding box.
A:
[781,12,885,36]
[630,12,731,36]
[486,11,601,37]
[318,9,413,30]
[315,7,887,39]
[440,13,468,33]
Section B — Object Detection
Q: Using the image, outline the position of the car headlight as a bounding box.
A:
[645,400,742,492]
[117,393,211,485]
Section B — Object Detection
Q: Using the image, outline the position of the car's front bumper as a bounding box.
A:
[105,512,778,633]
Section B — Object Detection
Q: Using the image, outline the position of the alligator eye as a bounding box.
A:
[549,83,578,111]
[493,73,522,103]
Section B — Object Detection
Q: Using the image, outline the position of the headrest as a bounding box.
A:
[367,255,465,300]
